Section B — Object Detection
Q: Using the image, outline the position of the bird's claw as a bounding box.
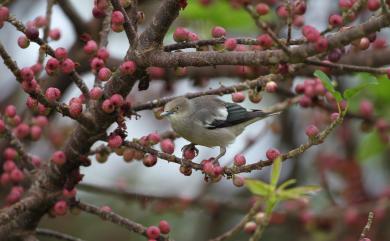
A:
[181,143,199,157]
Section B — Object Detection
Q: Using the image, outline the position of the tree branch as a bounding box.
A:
[36,228,85,241]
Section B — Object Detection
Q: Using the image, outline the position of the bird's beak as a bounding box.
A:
[160,111,173,117]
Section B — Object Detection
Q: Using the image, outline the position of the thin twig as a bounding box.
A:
[359,211,374,240]
[36,228,86,241]
[305,59,387,75]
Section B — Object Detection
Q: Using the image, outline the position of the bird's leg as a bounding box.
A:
[213,146,226,164]
[181,143,199,157]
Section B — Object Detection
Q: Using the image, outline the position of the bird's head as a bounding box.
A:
[161,97,191,120]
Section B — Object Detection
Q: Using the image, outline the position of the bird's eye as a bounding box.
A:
[175,106,180,111]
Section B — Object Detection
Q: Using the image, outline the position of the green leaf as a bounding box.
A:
[245,179,272,196]
[314,70,343,102]
[270,156,282,187]
[277,185,321,200]
[358,131,387,162]
[343,74,378,100]
[278,179,296,190]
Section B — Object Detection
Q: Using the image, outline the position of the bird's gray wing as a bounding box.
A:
[190,96,267,129]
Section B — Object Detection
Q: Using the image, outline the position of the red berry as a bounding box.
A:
[49,28,61,40]
[143,154,157,167]
[243,221,257,234]
[110,94,124,107]
[46,58,60,72]
[234,154,246,166]
[25,26,39,40]
[63,188,77,198]
[147,132,161,145]
[160,139,175,154]
[359,99,374,118]
[305,124,319,138]
[30,125,42,140]
[233,175,244,187]
[232,92,245,103]
[173,27,189,42]
[3,160,16,173]
[45,87,61,101]
[203,161,214,175]
[0,6,10,21]
[53,200,68,216]
[90,57,104,71]
[97,48,110,60]
[299,95,312,108]
[31,156,41,168]
[14,123,30,139]
[111,11,125,24]
[90,87,103,100]
[54,47,68,60]
[17,36,30,49]
[188,32,199,41]
[265,81,278,93]
[120,61,136,75]
[211,26,226,38]
[69,102,83,118]
[4,147,17,160]
[83,40,98,54]
[339,0,353,9]
[20,67,34,82]
[359,37,370,50]
[224,38,237,51]
[108,134,123,148]
[329,14,343,26]
[266,148,281,160]
[158,220,171,234]
[367,0,380,11]
[52,151,66,165]
[98,67,112,81]
[10,168,24,182]
[146,226,160,239]
[256,3,270,15]
[102,99,115,113]
[257,34,273,48]
[315,37,328,52]
[276,5,288,18]
[61,58,75,74]
[5,105,17,117]
[302,25,320,42]
[183,148,196,159]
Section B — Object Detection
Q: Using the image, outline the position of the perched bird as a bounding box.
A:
[161,95,280,163]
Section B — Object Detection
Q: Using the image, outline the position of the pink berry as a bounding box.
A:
[276,5,288,18]
[108,134,123,148]
[0,6,10,21]
[111,23,124,32]
[30,125,42,140]
[305,124,319,138]
[146,226,160,239]
[49,28,61,40]
[257,34,273,48]
[233,175,245,187]
[10,168,24,183]
[266,148,281,160]
[243,221,257,234]
[367,0,380,11]
[98,67,112,81]
[232,92,245,103]
[224,38,237,51]
[211,26,226,38]
[31,156,41,168]
[160,139,175,154]
[120,61,137,75]
[173,27,189,42]
[143,154,157,167]
[0,119,5,133]
[1,173,10,185]
[329,14,343,26]
[33,116,49,127]
[61,58,75,74]
[102,99,115,113]
[54,47,68,60]
[63,188,77,198]
[110,94,124,107]
[83,40,98,54]
[256,3,269,15]
[158,220,170,234]
[302,25,320,42]
[52,151,66,165]
[315,37,328,52]
[188,32,199,41]
[183,148,196,160]
[26,97,38,109]
[111,11,125,24]
[69,102,83,118]
[5,105,17,117]
[45,87,61,101]
[46,58,60,72]
[20,67,34,82]
[90,87,103,100]
[339,0,353,9]
[299,95,312,108]
[147,67,165,79]
[25,26,39,40]
[53,200,68,216]
[90,57,104,71]
[14,123,30,139]
[203,161,214,175]
[4,147,17,160]
[97,48,110,60]
[265,81,278,93]
[17,36,30,49]
[234,154,246,166]
[359,99,374,118]
[92,6,106,18]
[3,160,16,173]
[147,132,161,145]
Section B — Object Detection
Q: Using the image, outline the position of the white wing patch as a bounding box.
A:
[198,106,228,128]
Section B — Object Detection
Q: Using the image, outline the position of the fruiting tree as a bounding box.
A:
[0,0,390,241]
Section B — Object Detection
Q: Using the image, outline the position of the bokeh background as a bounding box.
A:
[1,0,390,240]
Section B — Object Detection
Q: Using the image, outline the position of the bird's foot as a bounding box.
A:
[181,143,199,157]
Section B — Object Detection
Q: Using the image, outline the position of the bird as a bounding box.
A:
[161,95,280,163]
